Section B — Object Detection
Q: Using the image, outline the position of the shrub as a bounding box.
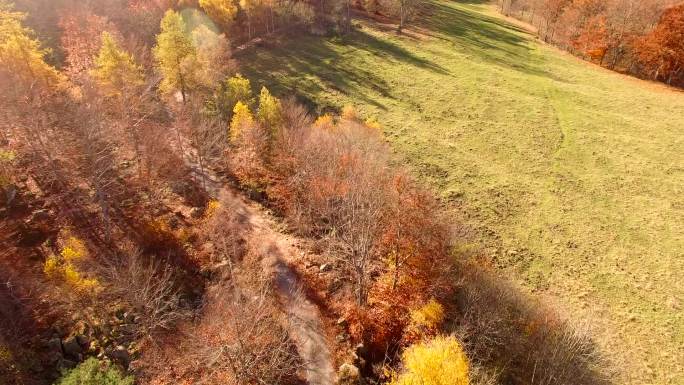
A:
[388,335,469,385]
[55,358,133,385]
[212,73,254,121]
[43,234,100,294]
[105,247,188,337]
[60,236,87,262]
[43,255,61,278]
[63,264,99,292]
[406,299,445,341]
[341,104,358,121]
[205,199,221,219]
[313,114,333,129]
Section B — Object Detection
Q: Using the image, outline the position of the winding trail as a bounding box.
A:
[187,158,335,385]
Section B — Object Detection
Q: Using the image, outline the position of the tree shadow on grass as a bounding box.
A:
[237,27,449,113]
[415,0,567,82]
[450,262,614,385]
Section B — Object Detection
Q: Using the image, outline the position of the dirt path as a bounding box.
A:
[187,158,335,385]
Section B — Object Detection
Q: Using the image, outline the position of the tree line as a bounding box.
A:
[498,0,684,86]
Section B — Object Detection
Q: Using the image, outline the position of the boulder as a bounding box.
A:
[354,343,368,359]
[336,317,348,328]
[62,337,82,358]
[123,312,136,324]
[58,359,77,370]
[190,207,204,219]
[75,334,89,347]
[17,224,47,247]
[46,337,63,354]
[28,209,50,223]
[337,363,360,385]
[328,279,343,293]
[111,345,130,366]
[319,263,332,273]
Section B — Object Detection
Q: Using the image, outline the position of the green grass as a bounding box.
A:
[237,2,684,383]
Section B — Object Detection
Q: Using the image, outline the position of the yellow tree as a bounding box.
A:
[256,86,282,140]
[0,1,61,88]
[92,32,144,97]
[92,32,148,173]
[230,101,254,143]
[153,10,197,102]
[212,73,253,122]
[199,0,238,31]
[389,335,469,385]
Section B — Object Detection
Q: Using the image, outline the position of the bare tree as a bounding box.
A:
[104,245,189,339]
[195,272,301,385]
[71,87,119,241]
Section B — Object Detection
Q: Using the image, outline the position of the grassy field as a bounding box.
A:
[237,1,684,384]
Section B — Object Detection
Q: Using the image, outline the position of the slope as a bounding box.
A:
[236,1,684,384]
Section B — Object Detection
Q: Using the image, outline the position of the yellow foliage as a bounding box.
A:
[314,114,334,129]
[0,3,63,88]
[60,236,87,261]
[43,233,99,294]
[205,199,221,218]
[230,101,254,143]
[388,335,469,385]
[410,299,445,331]
[199,0,238,29]
[43,255,61,278]
[63,264,99,292]
[257,86,283,138]
[92,32,144,97]
[0,149,16,162]
[365,117,382,130]
[153,10,197,98]
[341,104,358,120]
[0,344,11,362]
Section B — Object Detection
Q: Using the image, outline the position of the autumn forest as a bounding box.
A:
[0,0,682,385]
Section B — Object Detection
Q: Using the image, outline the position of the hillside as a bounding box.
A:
[237,1,684,384]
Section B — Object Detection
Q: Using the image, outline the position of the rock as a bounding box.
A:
[28,209,50,223]
[190,207,204,219]
[328,279,343,293]
[46,351,62,365]
[75,334,89,347]
[336,317,348,328]
[51,325,64,337]
[319,263,332,273]
[118,323,137,336]
[335,333,347,342]
[354,343,368,359]
[123,312,136,324]
[17,225,47,247]
[58,359,77,370]
[115,308,125,321]
[47,337,63,354]
[337,363,360,384]
[62,337,82,358]
[168,216,180,230]
[111,345,130,366]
